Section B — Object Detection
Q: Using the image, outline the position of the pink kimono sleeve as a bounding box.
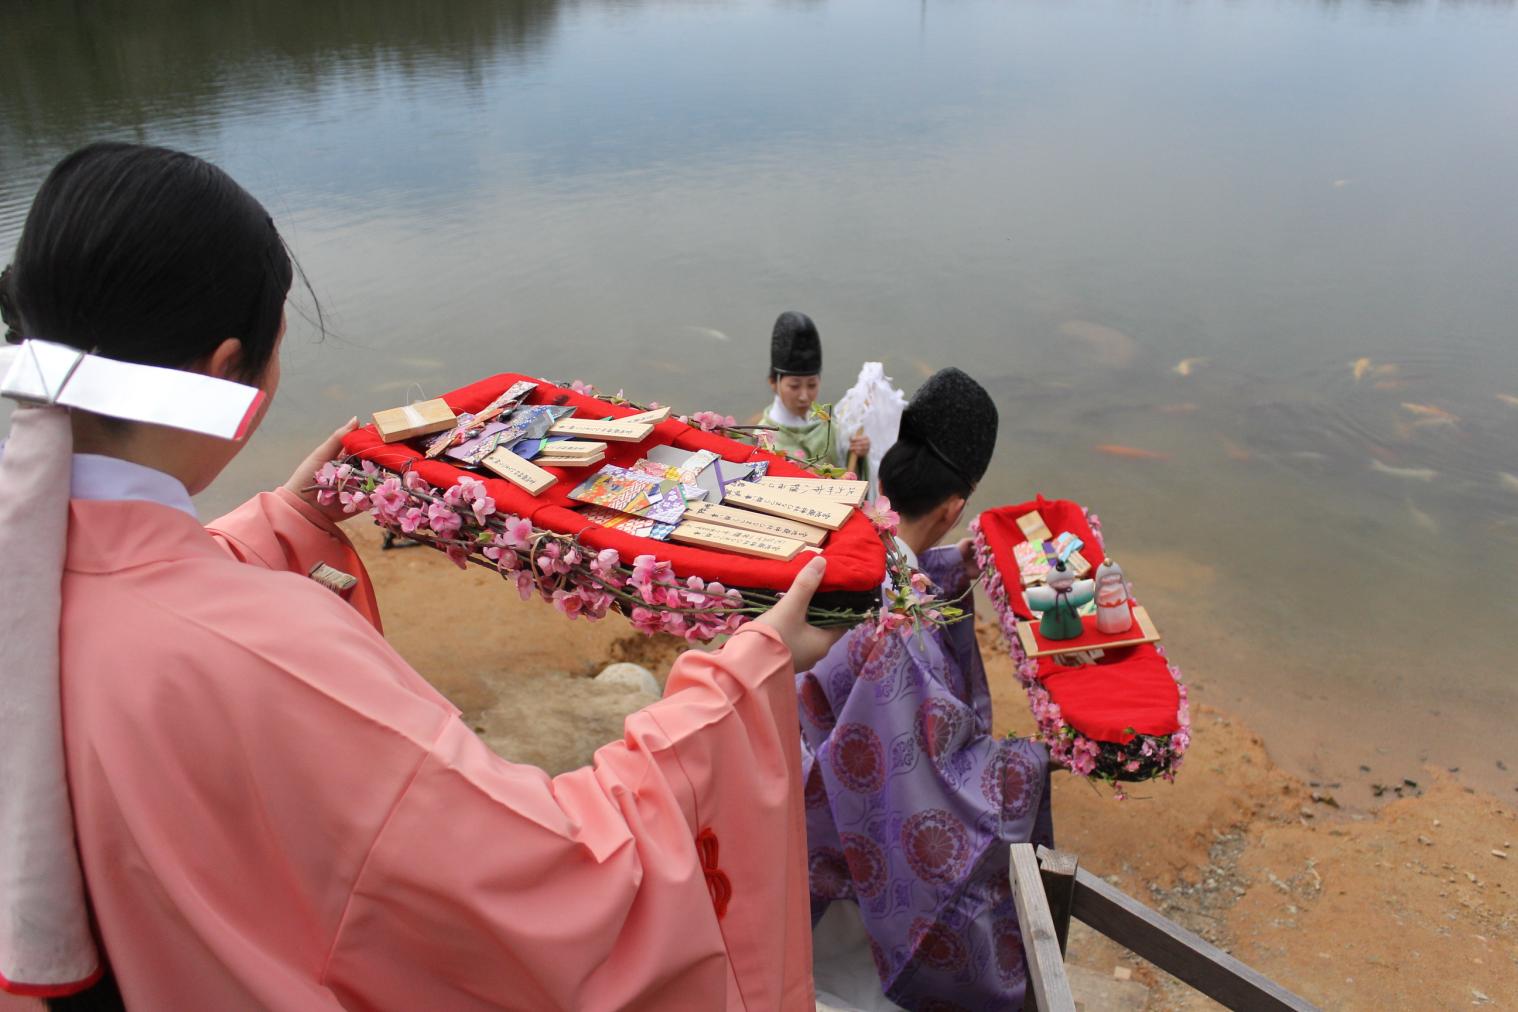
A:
[204,488,383,629]
[321,625,814,1012]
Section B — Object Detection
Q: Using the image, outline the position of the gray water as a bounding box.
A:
[4,0,1517,802]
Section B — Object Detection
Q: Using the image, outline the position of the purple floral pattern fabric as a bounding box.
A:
[798,545,1054,1010]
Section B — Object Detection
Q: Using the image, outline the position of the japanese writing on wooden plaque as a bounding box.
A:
[753,477,868,506]
[723,483,853,530]
[619,405,672,426]
[686,500,829,546]
[481,447,557,494]
[549,417,653,443]
[669,520,804,561]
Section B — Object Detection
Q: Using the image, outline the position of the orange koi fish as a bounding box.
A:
[1095,444,1171,461]
[1401,402,1459,425]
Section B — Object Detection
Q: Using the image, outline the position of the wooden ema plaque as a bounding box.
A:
[1017,510,1054,543]
[373,398,457,444]
[537,440,607,458]
[538,453,604,469]
[619,405,672,426]
[481,447,557,495]
[753,477,868,507]
[1014,605,1160,659]
[549,418,653,443]
[685,500,829,546]
[669,520,805,561]
[723,483,854,531]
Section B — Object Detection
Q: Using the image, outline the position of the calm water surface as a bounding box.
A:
[4,0,1516,802]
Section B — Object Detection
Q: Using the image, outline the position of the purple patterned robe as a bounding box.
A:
[798,546,1054,1011]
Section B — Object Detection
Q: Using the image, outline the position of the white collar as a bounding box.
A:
[70,453,197,518]
[768,396,814,429]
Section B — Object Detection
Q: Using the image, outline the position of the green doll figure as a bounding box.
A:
[1025,559,1095,640]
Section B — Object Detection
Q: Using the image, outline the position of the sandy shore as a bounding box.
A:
[351,524,1516,1010]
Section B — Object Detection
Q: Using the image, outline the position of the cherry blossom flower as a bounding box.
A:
[369,477,407,521]
[688,410,736,432]
[339,487,371,514]
[862,496,900,535]
[552,589,584,619]
[590,548,621,578]
[426,503,462,539]
[399,507,427,534]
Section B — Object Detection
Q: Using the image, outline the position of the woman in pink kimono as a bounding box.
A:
[0,144,832,1010]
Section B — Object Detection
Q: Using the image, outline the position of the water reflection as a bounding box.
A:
[0,0,564,139]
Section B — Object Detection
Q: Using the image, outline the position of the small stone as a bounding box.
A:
[594,662,661,696]
[1300,807,1315,819]
[1418,836,1434,846]
[1498,759,1509,771]
[1112,967,1132,981]
[1493,850,1509,860]
[1404,778,1419,788]
[1359,764,1372,773]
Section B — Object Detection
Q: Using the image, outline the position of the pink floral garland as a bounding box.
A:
[312,459,940,642]
[970,510,1190,798]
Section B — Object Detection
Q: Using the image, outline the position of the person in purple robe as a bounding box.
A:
[798,368,1054,1011]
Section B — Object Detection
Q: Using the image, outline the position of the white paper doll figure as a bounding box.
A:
[1094,557,1132,635]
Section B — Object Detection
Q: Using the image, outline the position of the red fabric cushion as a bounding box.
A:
[1038,646,1181,743]
[979,499,1180,743]
[342,373,886,594]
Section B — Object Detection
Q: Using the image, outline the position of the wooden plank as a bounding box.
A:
[372,398,457,443]
[480,447,557,495]
[537,453,605,469]
[1010,843,1077,1012]
[723,483,854,531]
[685,500,829,546]
[1017,620,1041,660]
[1015,606,1161,659]
[1018,511,1054,543]
[537,440,607,457]
[1071,867,1319,1011]
[549,417,653,443]
[669,520,804,561]
[619,405,672,425]
[752,477,868,506]
[1036,845,1079,958]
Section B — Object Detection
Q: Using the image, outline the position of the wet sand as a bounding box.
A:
[354,524,1517,1010]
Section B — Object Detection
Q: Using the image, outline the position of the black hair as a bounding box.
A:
[1,142,306,384]
[878,438,973,520]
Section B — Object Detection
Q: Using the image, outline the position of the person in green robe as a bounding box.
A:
[759,311,870,474]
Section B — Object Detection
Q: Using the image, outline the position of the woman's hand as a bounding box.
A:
[753,556,846,671]
[284,417,360,522]
[848,432,871,457]
[956,536,981,579]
